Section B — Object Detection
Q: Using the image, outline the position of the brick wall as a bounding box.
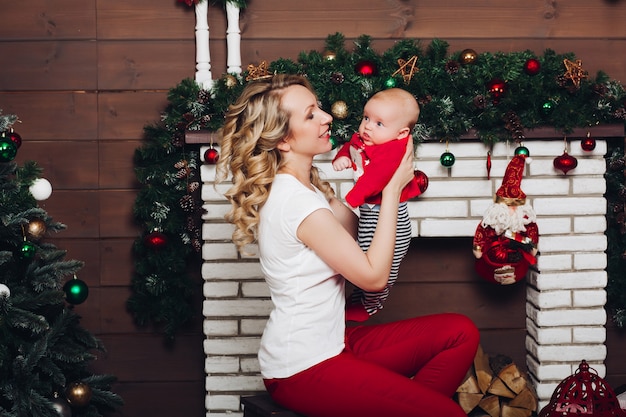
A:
[200,132,613,416]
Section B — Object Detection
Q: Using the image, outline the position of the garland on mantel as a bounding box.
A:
[129,33,626,338]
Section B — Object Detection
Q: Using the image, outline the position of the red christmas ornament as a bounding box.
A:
[204,147,219,164]
[355,60,377,77]
[581,134,596,151]
[144,230,168,249]
[8,131,22,148]
[486,78,506,103]
[554,151,578,174]
[414,170,429,194]
[486,151,492,179]
[523,58,541,76]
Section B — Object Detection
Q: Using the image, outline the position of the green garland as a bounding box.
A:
[130,33,626,338]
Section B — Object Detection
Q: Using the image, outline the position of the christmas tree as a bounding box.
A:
[0,110,123,417]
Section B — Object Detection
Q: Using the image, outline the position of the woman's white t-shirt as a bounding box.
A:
[258,174,346,379]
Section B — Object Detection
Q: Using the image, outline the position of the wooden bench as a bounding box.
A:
[241,393,303,417]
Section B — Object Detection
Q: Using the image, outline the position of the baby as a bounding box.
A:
[333,88,423,321]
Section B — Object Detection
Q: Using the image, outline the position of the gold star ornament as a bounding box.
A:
[392,56,419,84]
[245,61,272,81]
[562,59,588,88]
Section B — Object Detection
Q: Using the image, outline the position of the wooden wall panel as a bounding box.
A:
[42,190,100,238]
[0,42,97,91]
[0,0,96,39]
[105,382,206,417]
[98,41,196,90]
[92,334,206,381]
[0,93,97,140]
[99,190,141,238]
[99,140,142,189]
[14,141,99,189]
[100,238,136,286]
[238,0,626,40]
[96,0,200,40]
[98,92,171,139]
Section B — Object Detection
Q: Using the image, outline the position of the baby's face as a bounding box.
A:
[358,98,406,146]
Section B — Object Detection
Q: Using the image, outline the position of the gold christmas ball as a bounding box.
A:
[331,100,349,119]
[66,381,92,408]
[223,74,238,88]
[459,48,478,65]
[27,219,47,241]
[323,50,337,61]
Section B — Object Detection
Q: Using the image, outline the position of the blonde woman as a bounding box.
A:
[216,74,479,417]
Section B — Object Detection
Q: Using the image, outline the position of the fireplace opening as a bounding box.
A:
[359,237,528,371]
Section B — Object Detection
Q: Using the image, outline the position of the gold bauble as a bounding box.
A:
[66,381,92,408]
[459,48,478,65]
[331,100,349,119]
[27,219,47,241]
[323,50,337,61]
[223,74,238,88]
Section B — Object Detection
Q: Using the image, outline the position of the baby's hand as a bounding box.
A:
[332,156,352,171]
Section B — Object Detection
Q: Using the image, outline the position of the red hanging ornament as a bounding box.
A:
[581,132,597,151]
[554,152,578,174]
[539,360,626,417]
[7,130,22,148]
[486,78,506,103]
[144,230,168,249]
[355,60,377,77]
[204,147,219,164]
[486,151,492,179]
[523,58,541,76]
[413,170,429,194]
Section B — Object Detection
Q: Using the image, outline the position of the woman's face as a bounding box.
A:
[280,84,333,156]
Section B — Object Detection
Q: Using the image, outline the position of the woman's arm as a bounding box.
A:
[328,197,358,240]
[298,141,415,291]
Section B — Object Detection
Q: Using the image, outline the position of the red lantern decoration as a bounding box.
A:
[144,230,168,249]
[524,58,541,76]
[204,147,219,164]
[581,133,597,151]
[554,151,578,174]
[539,360,626,417]
[486,78,506,103]
[355,60,377,76]
[414,170,429,194]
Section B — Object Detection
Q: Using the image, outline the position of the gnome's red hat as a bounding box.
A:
[495,155,527,205]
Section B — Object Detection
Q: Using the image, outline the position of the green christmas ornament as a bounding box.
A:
[440,151,455,168]
[63,276,89,305]
[515,145,530,157]
[19,241,36,260]
[0,138,17,162]
[385,77,397,88]
[541,100,555,116]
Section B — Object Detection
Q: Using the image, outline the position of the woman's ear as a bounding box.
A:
[276,139,291,152]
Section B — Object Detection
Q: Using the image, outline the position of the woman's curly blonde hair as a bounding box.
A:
[215,74,334,253]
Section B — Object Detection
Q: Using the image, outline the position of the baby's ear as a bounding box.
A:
[396,127,410,139]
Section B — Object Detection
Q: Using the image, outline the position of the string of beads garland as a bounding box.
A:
[130,32,626,337]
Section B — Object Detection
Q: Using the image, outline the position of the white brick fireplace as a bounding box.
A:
[197,125,622,416]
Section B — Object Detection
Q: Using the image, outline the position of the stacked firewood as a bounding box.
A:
[456,346,538,417]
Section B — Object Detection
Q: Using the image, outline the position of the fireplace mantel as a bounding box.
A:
[199,125,624,416]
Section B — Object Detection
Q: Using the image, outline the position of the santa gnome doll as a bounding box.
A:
[473,154,539,285]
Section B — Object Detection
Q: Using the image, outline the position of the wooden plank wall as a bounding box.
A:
[1,0,625,415]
